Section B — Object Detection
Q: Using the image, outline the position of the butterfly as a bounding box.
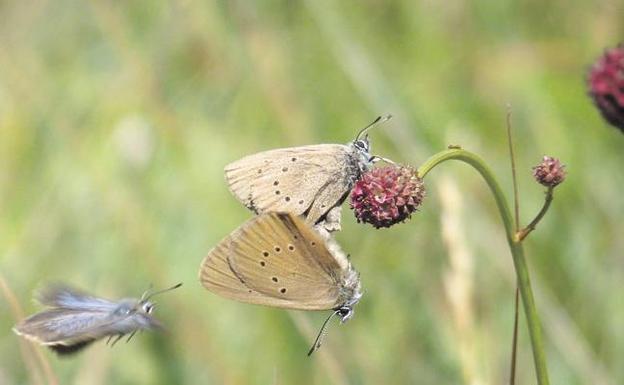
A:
[13,283,182,355]
[199,212,362,354]
[224,115,392,233]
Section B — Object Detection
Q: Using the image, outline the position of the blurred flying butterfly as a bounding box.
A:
[13,283,182,355]
[225,115,392,232]
[199,212,362,355]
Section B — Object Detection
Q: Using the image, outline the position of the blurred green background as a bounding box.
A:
[1,1,622,384]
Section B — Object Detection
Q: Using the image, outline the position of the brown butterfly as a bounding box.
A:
[224,116,391,232]
[199,212,361,354]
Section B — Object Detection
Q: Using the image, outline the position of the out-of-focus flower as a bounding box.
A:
[532,156,566,188]
[588,44,624,132]
[350,166,425,228]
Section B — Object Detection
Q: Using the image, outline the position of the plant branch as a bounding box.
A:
[516,187,554,241]
[505,106,520,385]
[418,148,550,385]
[510,286,520,385]
[506,106,520,230]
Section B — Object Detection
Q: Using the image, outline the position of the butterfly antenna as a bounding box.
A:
[307,309,340,356]
[355,114,393,141]
[140,283,155,302]
[143,283,183,302]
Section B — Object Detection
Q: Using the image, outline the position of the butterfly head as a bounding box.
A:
[336,306,354,323]
[337,265,362,322]
[140,301,155,314]
[137,283,182,315]
[353,137,370,153]
[352,115,392,167]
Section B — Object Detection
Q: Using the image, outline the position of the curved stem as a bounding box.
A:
[516,187,554,241]
[418,149,550,385]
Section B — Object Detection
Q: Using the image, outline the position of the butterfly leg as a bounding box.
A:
[314,206,342,238]
[370,155,396,165]
[126,330,137,343]
[110,334,125,346]
[324,206,342,232]
[106,335,114,345]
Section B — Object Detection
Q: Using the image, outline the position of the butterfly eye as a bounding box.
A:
[142,303,154,314]
[337,306,353,323]
[354,139,369,152]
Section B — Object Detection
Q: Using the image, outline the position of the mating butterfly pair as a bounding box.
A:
[200,116,391,354]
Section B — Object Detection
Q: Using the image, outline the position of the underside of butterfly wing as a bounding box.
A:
[199,235,277,306]
[36,284,118,311]
[200,212,351,310]
[224,145,353,224]
[13,304,160,355]
[13,308,117,354]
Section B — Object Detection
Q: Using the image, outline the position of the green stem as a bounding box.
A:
[516,187,554,241]
[418,149,550,385]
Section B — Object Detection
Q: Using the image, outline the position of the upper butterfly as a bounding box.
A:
[225,115,392,231]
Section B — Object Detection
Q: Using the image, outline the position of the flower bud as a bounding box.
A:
[532,156,566,188]
[350,166,425,228]
[588,44,624,132]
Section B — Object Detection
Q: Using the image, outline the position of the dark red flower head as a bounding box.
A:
[588,44,624,132]
[532,156,566,188]
[350,165,425,228]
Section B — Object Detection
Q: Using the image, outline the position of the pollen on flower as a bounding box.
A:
[588,44,624,132]
[532,156,566,188]
[350,165,425,228]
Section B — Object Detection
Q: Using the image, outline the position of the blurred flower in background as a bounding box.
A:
[350,166,425,228]
[588,44,624,133]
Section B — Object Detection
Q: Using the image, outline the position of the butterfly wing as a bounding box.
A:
[14,293,161,354]
[225,144,353,224]
[13,308,116,352]
[200,212,348,310]
[36,284,118,311]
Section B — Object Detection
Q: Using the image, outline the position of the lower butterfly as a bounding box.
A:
[199,212,362,355]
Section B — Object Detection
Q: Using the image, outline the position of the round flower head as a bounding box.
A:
[350,165,425,228]
[532,156,566,188]
[588,44,624,132]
